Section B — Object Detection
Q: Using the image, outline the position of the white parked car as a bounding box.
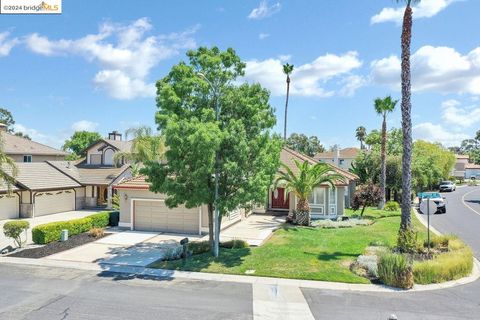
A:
[419,192,446,214]
[439,181,456,192]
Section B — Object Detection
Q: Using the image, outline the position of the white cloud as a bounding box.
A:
[258,33,270,40]
[71,120,99,132]
[24,18,198,99]
[0,32,19,57]
[441,99,480,127]
[338,75,366,97]
[413,122,469,147]
[93,70,155,100]
[13,124,66,148]
[371,46,480,95]
[248,0,281,20]
[244,51,363,97]
[371,0,455,25]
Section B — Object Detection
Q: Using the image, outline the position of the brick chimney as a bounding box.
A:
[108,130,122,141]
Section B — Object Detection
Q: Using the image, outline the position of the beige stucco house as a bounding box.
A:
[261,148,358,219]
[0,123,67,162]
[114,176,242,234]
[0,130,132,220]
[314,147,360,171]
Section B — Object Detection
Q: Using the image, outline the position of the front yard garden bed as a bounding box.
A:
[8,232,109,259]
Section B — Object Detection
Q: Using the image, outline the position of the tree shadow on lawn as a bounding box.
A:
[313,251,359,262]
[154,247,252,272]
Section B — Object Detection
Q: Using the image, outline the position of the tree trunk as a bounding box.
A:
[207,203,214,253]
[379,115,387,209]
[400,3,413,230]
[283,76,290,140]
[296,198,310,226]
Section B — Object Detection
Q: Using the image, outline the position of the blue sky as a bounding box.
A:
[0,0,479,149]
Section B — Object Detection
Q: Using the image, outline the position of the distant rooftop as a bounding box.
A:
[0,131,68,156]
[314,147,360,160]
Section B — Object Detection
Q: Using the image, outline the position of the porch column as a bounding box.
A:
[107,185,113,209]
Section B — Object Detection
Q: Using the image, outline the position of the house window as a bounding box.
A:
[308,187,326,214]
[329,188,337,215]
[339,159,345,166]
[23,155,32,163]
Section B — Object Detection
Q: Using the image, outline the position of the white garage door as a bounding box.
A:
[134,200,199,234]
[0,194,19,220]
[35,190,75,217]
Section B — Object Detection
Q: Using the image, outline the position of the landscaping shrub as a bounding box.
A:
[89,212,110,228]
[89,227,105,238]
[397,228,417,254]
[384,201,400,212]
[32,211,116,244]
[220,239,249,249]
[188,241,211,255]
[3,220,30,248]
[356,255,379,278]
[377,253,413,289]
[32,218,92,244]
[414,240,473,284]
[163,246,183,261]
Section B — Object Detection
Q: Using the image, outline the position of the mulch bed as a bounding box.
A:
[8,232,109,259]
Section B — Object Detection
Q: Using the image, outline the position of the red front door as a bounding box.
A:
[271,188,290,209]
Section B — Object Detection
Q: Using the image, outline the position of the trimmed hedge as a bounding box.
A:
[32,211,117,245]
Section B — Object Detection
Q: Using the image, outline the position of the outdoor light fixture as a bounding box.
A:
[124,194,128,201]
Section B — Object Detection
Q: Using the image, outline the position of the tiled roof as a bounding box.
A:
[314,147,360,160]
[465,163,480,169]
[47,161,130,185]
[0,132,68,156]
[281,147,358,184]
[2,162,81,191]
[89,139,133,153]
[114,175,150,189]
[0,179,20,193]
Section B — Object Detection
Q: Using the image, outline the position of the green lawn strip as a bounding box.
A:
[150,208,429,283]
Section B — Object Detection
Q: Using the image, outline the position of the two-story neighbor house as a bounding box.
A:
[48,131,132,209]
[0,123,68,162]
[0,129,132,220]
[314,147,360,171]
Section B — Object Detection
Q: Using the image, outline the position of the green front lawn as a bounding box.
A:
[149,208,427,283]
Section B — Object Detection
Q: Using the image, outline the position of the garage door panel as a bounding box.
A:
[35,191,75,216]
[0,195,19,220]
[134,200,199,234]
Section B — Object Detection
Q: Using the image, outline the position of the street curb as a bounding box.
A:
[1,252,479,293]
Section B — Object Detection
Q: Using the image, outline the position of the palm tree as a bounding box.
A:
[398,0,418,232]
[0,136,17,192]
[282,63,294,141]
[355,126,367,149]
[114,126,166,174]
[274,160,345,226]
[374,96,398,209]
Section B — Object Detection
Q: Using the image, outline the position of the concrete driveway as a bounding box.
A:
[46,231,196,267]
[45,214,284,267]
[0,209,102,250]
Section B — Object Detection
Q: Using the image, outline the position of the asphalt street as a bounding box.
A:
[304,186,480,320]
[0,264,253,319]
[1,187,480,319]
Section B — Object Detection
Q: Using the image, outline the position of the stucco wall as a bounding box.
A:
[8,154,66,162]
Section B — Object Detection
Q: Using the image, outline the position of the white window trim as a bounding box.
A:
[329,187,337,215]
[309,187,326,214]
